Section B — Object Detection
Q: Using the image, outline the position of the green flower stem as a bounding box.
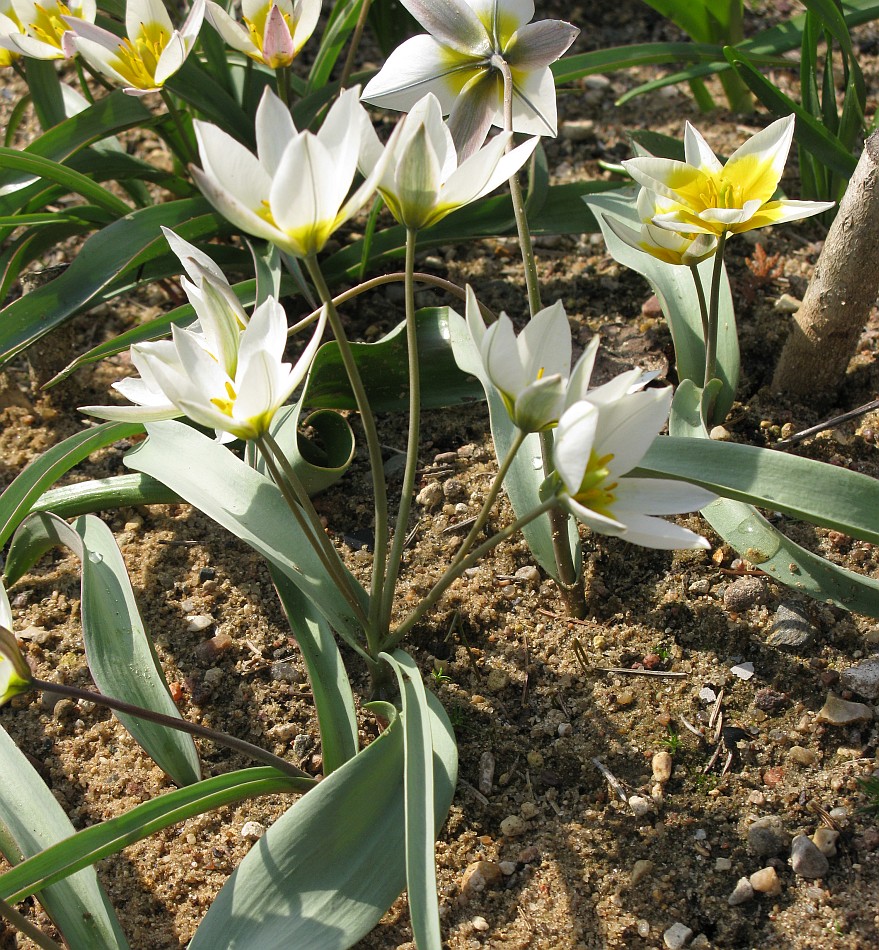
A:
[275,65,291,107]
[703,230,728,388]
[159,87,197,167]
[379,229,421,631]
[498,57,585,617]
[306,254,389,652]
[451,427,527,567]
[0,897,62,950]
[286,270,494,337]
[340,0,373,90]
[387,497,557,649]
[255,432,371,636]
[689,263,710,342]
[29,678,313,782]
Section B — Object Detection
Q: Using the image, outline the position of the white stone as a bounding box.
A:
[663,922,694,949]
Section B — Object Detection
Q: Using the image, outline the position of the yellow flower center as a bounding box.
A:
[572,450,617,519]
[110,21,169,88]
[210,380,238,417]
[29,0,77,50]
[243,2,295,66]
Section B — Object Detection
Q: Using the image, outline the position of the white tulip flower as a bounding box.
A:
[623,115,834,237]
[359,93,538,231]
[205,0,319,69]
[192,85,390,258]
[0,0,93,60]
[553,391,716,550]
[82,229,326,442]
[362,0,578,158]
[64,0,204,96]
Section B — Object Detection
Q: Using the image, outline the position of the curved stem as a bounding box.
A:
[340,0,373,90]
[286,271,495,337]
[305,255,389,652]
[159,87,196,167]
[379,229,421,629]
[255,432,371,635]
[30,679,313,782]
[386,498,557,649]
[451,427,527,566]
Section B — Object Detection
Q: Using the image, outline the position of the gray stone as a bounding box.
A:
[766,603,816,653]
[727,877,755,906]
[817,692,873,725]
[723,576,768,612]
[840,657,879,700]
[747,815,790,857]
[791,834,829,879]
[663,922,694,949]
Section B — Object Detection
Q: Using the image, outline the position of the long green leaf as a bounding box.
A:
[307,0,362,92]
[0,199,225,365]
[0,421,143,550]
[0,725,130,949]
[5,513,201,786]
[125,421,368,650]
[272,571,359,774]
[584,189,739,422]
[31,473,179,519]
[0,767,311,904]
[636,437,879,544]
[381,650,441,950]
[189,694,457,949]
[668,381,879,615]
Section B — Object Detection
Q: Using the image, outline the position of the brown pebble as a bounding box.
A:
[651,750,673,783]
[763,766,784,787]
[749,866,782,896]
[460,860,503,900]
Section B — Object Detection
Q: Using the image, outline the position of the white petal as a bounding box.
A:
[510,67,558,137]
[564,335,599,406]
[595,387,672,477]
[723,114,794,204]
[126,0,173,39]
[464,284,486,348]
[518,299,571,380]
[683,121,722,173]
[255,87,298,175]
[604,507,711,549]
[446,69,499,159]
[191,164,286,246]
[483,314,528,397]
[506,19,578,70]
[205,1,256,55]
[154,31,186,86]
[554,400,599,493]
[317,86,368,201]
[194,121,274,212]
[161,227,228,285]
[613,477,716,515]
[400,0,490,54]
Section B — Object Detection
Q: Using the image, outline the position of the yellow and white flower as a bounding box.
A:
[0,0,94,61]
[205,0,319,69]
[64,0,204,95]
[624,115,834,236]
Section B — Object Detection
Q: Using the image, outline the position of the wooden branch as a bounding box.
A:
[773,130,879,395]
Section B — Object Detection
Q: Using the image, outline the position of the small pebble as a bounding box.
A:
[749,866,782,896]
[520,801,538,820]
[652,750,673,783]
[754,688,788,713]
[774,293,802,313]
[499,861,516,875]
[709,425,731,441]
[53,698,78,721]
[840,657,879,700]
[514,565,541,589]
[715,857,733,872]
[688,578,711,595]
[460,861,503,900]
[471,916,490,933]
[817,692,873,725]
[723,576,767,612]
[478,751,495,795]
[416,482,443,509]
[240,821,265,840]
[747,816,790,857]
[630,859,654,886]
[791,834,830,879]
[617,690,635,707]
[560,118,596,142]
[690,937,710,950]
[628,795,653,818]
[812,828,839,857]
[186,614,214,633]
[663,922,693,949]
[788,745,817,767]
[485,668,509,692]
[727,877,755,906]
[637,919,651,938]
[17,624,50,644]
[500,815,526,837]
[767,603,816,653]
[730,662,755,681]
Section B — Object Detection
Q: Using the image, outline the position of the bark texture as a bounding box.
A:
[773,130,879,395]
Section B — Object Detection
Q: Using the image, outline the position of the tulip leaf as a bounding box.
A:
[271,570,359,775]
[304,306,481,412]
[380,650,442,950]
[447,308,581,583]
[0,421,143,550]
[126,421,369,652]
[584,189,739,423]
[189,693,457,950]
[0,767,311,906]
[5,513,201,787]
[31,473,179,519]
[0,198,227,366]
[0,725,130,949]
[667,381,879,615]
[307,0,363,93]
